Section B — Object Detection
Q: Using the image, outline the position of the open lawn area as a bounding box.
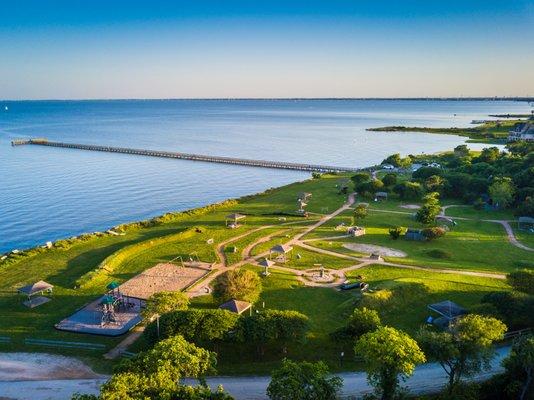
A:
[305,208,531,273]
[345,264,509,334]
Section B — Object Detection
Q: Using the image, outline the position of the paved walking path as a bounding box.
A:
[1,347,509,400]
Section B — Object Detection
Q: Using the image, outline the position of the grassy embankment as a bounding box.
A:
[367,119,524,144]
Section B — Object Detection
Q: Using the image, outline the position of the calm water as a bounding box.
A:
[0,99,530,253]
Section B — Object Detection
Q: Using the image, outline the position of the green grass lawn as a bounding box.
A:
[345,264,509,334]
[306,208,530,273]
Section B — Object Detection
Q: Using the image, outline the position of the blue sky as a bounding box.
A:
[1,0,533,99]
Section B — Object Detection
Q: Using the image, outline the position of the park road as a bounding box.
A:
[0,347,509,399]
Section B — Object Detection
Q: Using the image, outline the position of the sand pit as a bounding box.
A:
[343,243,407,258]
[400,204,421,210]
[119,263,209,300]
[0,353,100,381]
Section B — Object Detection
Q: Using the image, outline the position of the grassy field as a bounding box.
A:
[344,264,509,333]
[305,207,531,273]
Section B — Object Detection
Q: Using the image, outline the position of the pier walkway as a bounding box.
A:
[12,139,359,173]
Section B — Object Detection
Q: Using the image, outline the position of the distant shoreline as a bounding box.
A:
[2,97,533,102]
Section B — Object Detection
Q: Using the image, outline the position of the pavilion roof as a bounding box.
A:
[219,299,252,314]
[226,213,246,220]
[18,280,53,296]
[259,258,276,267]
[428,300,466,319]
[270,244,293,254]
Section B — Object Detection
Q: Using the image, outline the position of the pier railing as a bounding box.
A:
[12,138,360,173]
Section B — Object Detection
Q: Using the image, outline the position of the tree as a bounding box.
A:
[382,173,397,187]
[353,204,368,224]
[489,177,515,208]
[383,154,412,169]
[144,309,239,346]
[416,192,442,225]
[351,172,371,187]
[507,269,534,295]
[357,179,384,197]
[213,269,262,304]
[267,359,343,400]
[418,314,506,395]
[142,291,189,320]
[354,327,425,400]
[413,167,442,181]
[425,175,445,193]
[101,335,218,399]
[482,291,534,330]
[388,226,405,240]
[502,335,534,400]
[422,226,446,241]
[454,145,470,158]
[393,181,422,200]
[476,147,501,164]
[333,307,381,341]
[237,310,309,356]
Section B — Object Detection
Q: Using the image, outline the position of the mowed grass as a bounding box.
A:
[0,174,350,361]
[189,266,357,374]
[345,264,509,334]
[306,208,531,273]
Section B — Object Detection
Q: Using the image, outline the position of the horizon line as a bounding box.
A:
[2,96,534,102]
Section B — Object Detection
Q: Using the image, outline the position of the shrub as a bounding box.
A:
[422,227,446,241]
[389,226,405,240]
[507,269,534,295]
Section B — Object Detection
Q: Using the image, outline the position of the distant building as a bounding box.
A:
[411,163,424,172]
[508,122,534,142]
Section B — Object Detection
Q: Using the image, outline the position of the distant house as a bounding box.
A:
[429,162,441,168]
[411,163,424,172]
[508,122,534,142]
[405,228,426,241]
[348,226,366,237]
[374,192,388,201]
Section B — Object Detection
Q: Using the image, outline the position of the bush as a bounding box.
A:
[422,227,446,241]
[507,269,534,295]
[332,307,381,341]
[144,309,239,345]
[389,226,405,240]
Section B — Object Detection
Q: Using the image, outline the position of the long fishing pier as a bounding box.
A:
[11,139,359,173]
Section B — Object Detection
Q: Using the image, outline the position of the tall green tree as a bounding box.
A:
[507,269,534,295]
[488,177,515,208]
[353,203,368,224]
[213,269,262,304]
[416,192,442,225]
[502,335,534,400]
[267,359,343,400]
[418,314,506,395]
[351,172,371,187]
[382,173,397,187]
[354,326,425,400]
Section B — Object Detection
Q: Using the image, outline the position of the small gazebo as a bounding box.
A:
[269,244,293,262]
[225,213,246,228]
[427,300,466,329]
[374,192,388,201]
[219,299,252,315]
[258,258,276,276]
[18,280,54,308]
